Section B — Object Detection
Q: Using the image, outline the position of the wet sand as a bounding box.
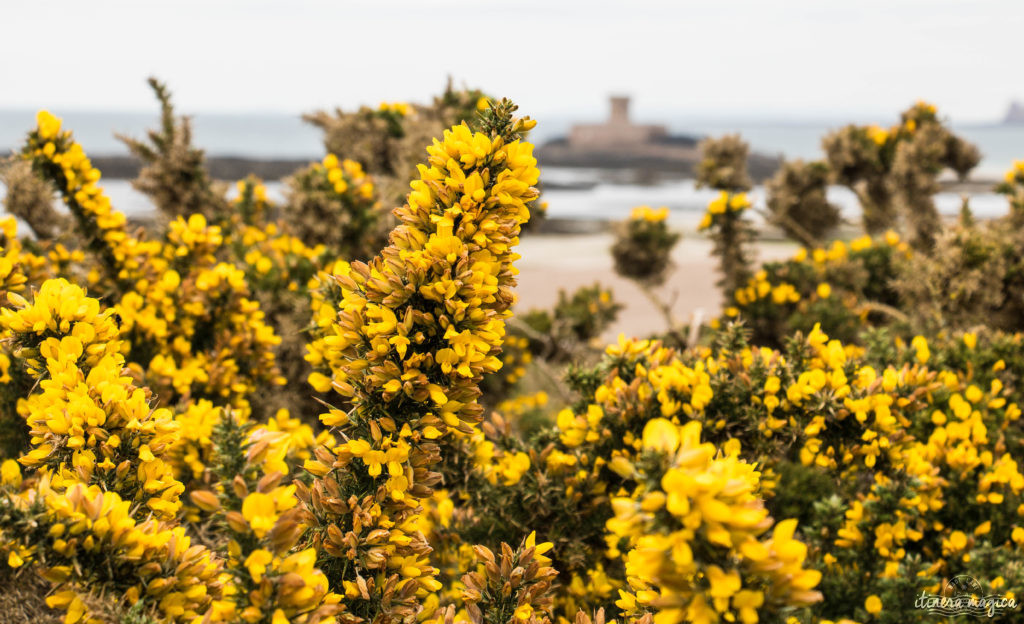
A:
[514,233,799,341]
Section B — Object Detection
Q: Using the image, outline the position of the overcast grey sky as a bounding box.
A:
[2,0,1021,122]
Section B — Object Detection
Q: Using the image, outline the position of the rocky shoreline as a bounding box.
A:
[90,155,313,181]
[536,137,784,181]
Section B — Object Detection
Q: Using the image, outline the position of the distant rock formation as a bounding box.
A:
[1005,101,1024,124]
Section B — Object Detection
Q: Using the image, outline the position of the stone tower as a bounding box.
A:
[609,96,630,125]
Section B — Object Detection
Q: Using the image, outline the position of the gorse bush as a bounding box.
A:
[695,135,752,193]
[0,85,1022,624]
[283,155,385,261]
[698,102,1024,349]
[696,137,756,298]
[715,233,909,347]
[0,158,65,240]
[764,160,840,248]
[996,159,1024,224]
[611,207,679,286]
[822,101,979,248]
[518,283,622,363]
[119,78,231,222]
[698,190,754,298]
[304,80,490,207]
[712,163,1024,348]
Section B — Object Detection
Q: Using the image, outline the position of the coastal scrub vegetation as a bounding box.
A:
[0,81,1022,624]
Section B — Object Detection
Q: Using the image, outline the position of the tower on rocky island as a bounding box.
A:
[569,96,667,148]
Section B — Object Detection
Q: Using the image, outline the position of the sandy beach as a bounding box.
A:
[514,233,799,341]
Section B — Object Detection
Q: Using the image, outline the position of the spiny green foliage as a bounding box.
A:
[765,159,840,247]
[118,77,229,221]
[695,134,753,192]
[303,79,489,206]
[0,158,65,240]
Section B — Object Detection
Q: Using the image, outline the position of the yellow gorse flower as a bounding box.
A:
[9,480,223,623]
[629,205,669,223]
[379,102,412,117]
[1,279,184,517]
[608,419,821,624]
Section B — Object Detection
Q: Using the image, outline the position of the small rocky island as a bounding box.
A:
[536,96,781,180]
[1004,100,1024,124]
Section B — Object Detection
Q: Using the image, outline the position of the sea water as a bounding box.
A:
[0,172,1007,233]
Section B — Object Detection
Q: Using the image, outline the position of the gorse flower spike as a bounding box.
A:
[300,99,540,623]
[24,110,160,291]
